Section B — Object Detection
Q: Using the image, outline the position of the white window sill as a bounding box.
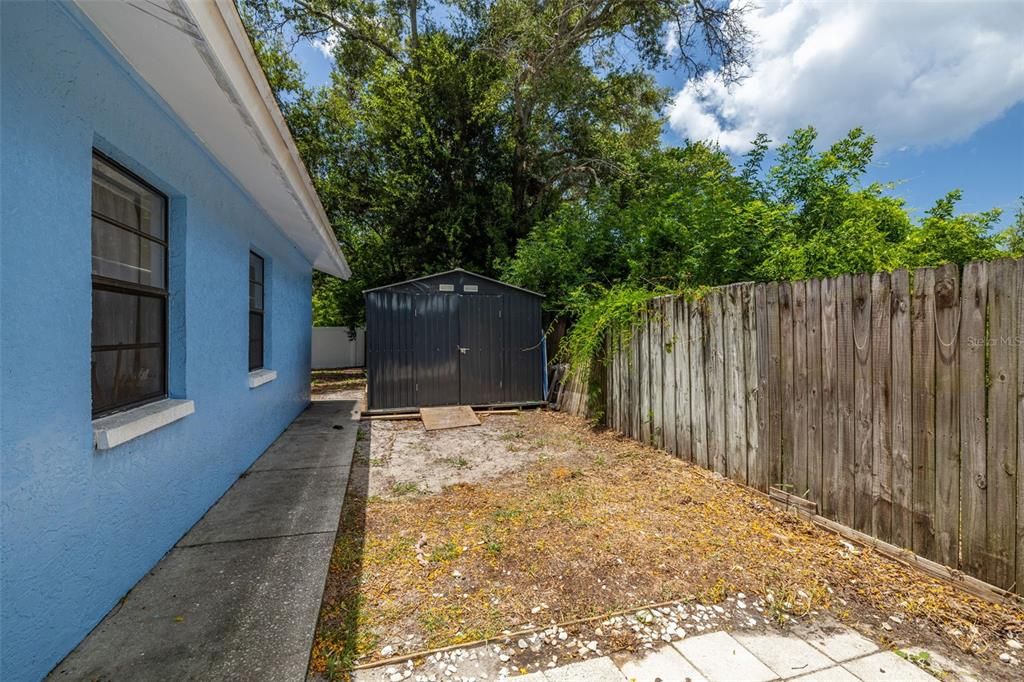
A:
[248,368,277,388]
[93,399,195,450]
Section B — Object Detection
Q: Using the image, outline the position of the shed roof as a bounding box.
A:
[74,0,350,279]
[363,269,544,298]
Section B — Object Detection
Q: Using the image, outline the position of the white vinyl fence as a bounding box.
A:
[311,327,365,369]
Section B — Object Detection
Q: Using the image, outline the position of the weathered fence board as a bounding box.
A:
[871,272,892,544]
[588,258,1022,596]
[766,283,783,488]
[853,272,873,535]
[836,274,856,528]
[960,261,987,577]
[889,269,913,551]
[986,259,1017,589]
[639,307,652,444]
[754,284,771,491]
[725,285,748,483]
[912,267,937,560]
[651,301,665,449]
[779,283,795,489]
[663,298,678,456]
[820,277,840,518]
[793,281,809,496]
[743,284,759,489]
[689,301,709,468]
[806,279,823,506]
[934,263,960,569]
[674,298,692,461]
[706,291,727,476]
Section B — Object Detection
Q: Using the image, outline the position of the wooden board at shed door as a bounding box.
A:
[420,405,481,431]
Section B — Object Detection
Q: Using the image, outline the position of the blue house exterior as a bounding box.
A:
[0,2,350,679]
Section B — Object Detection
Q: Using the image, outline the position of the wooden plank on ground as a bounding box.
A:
[836,274,856,528]
[663,298,678,456]
[960,261,988,577]
[725,284,747,483]
[986,258,1017,589]
[779,282,795,489]
[690,299,709,468]
[743,284,759,488]
[806,279,823,507]
[675,297,692,461]
[793,280,809,496]
[706,289,727,475]
[853,272,874,534]
[420,405,481,430]
[820,276,840,519]
[651,300,665,449]
[934,262,960,569]
[753,284,771,491]
[766,283,783,488]
[912,267,937,560]
[890,269,914,551]
[871,272,893,544]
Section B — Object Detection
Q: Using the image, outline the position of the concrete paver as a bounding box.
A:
[48,399,360,682]
[734,631,835,678]
[794,621,879,662]
[615,644,709,682]
[673,631,777,682]
[842,651,937,681]
[542,656,627,682]
[793,665,861,681]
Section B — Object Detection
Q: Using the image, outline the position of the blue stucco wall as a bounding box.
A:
[1,3,315,679]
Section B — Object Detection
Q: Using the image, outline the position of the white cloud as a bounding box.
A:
[667,0,1024,153]
[312,30,340,59]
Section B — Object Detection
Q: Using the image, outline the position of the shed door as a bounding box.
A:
[414,294,460,406]
[458,295,503,405]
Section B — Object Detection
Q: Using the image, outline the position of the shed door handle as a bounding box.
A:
[458,346,470,354]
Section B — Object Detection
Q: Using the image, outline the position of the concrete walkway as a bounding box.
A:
[49,399,359,681]
[355,616,946,682]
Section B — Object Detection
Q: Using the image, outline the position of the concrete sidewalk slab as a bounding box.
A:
[734,631,834,678]
[176,466,350,546]
[543,657,626,682]
[248,433,354,471]
[48,399,359,682]
[673,631,776,682]
[615,644,709,682]
[48,534,335,681]
[792,621,879,662]
[842,651,937,681]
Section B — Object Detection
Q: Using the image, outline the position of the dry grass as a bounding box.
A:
[311,368,366,398]
[310,410,1024,678]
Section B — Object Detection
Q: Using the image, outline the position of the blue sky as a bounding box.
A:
[291,0,1024,226]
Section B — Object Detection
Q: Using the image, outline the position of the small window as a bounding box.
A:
[249,251,264,370]
[91,152,168,416]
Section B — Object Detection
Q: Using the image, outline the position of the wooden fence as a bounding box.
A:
[586,259,1023,595]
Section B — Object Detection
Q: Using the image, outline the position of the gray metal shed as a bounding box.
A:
[364,269,546,413]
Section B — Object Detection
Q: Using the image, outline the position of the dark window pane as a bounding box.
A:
[93,290,163,347]
[249,282,263,311]
[92,347,165,415]
[92,218,165,287]
[92,156,166,239]
[249,311,264,370]
[250,252,264,283]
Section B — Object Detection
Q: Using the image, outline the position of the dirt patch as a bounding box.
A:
[364,413,549,498]
[312,368,366,400]
[310,409,1024,680]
